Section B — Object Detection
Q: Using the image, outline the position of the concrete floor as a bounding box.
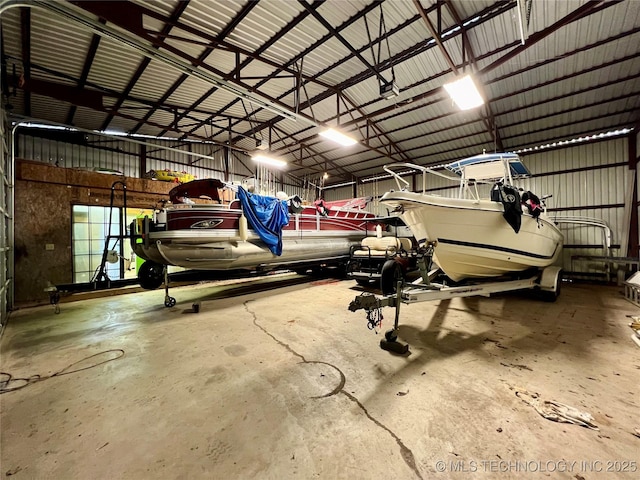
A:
[1,274,639,479]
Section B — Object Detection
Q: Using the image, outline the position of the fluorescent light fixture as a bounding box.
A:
[18,122,71,131]
[443,75,484,110]
[251,154,287,168]
[319,128,358,147]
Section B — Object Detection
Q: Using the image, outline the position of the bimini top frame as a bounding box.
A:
[383,153,531,202]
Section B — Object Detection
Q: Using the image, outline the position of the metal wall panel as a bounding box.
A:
[1,109,10,329]
[17,133,140,177]
[144,140,226,181]
[16,132,269,184]
[506,141,628,278]
[323,186,353,203]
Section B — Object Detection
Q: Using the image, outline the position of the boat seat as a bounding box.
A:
[229,199,241,209]
[352,236,412,257]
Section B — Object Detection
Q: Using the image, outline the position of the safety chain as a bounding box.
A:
[366,307,383,332]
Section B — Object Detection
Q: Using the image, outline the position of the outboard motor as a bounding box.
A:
[314,198,329,217]
[288,195,304,214]
[521,191,542,218]
[492,182,522,233]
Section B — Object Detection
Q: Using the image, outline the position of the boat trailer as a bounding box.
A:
[348,242,562,354]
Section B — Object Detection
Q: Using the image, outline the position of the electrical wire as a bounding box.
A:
[0,349,125,394]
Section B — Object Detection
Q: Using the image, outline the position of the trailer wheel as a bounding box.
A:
[381,260,403,295]
[139,261,165,290]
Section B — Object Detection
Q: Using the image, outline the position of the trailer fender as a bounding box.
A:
[538,266,562,292]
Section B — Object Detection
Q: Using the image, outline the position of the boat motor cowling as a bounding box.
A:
[288,195,304,214]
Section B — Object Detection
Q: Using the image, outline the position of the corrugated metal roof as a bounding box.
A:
[87,36,146,93]
[1,0,638,184]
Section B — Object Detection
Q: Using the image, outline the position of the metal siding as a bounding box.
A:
[174,0,241,38]
[1,108,10,325]
[262,16,319,67]
[71,107,109,133]
[323,185,353,203]
[17,132,141,177]
[523,140,628,275]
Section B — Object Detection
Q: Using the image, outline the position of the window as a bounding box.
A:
[72,205,152,283]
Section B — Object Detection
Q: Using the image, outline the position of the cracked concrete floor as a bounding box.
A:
[1,274,639,479]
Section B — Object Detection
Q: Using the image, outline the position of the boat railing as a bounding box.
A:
[383,163,432,195]
[384,159,523,201]
[383,162,467,196]
[551,216,612,250]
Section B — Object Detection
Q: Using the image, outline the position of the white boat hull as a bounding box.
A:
[382,191,563,281]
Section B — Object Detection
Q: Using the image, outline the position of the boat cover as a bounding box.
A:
[237,186,290,255]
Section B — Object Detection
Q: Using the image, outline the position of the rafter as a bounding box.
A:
[213,1,515,156]
[129,1,259,135]
[164,1,325,138]
[93,0,191,131]
[288,63,640,172]
[66,18,105,125]
[177,0,393,140]
[279,0,621,162]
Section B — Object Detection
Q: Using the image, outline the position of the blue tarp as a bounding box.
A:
[237,186,289,255]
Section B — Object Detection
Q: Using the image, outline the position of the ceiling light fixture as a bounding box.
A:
[319,128,358,147]
[443,74,484,110]
[251,154,287,168]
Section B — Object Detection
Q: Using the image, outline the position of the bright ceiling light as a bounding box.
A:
[319,128,358,146]
[443,74,484,110]
[251,154,286,168]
